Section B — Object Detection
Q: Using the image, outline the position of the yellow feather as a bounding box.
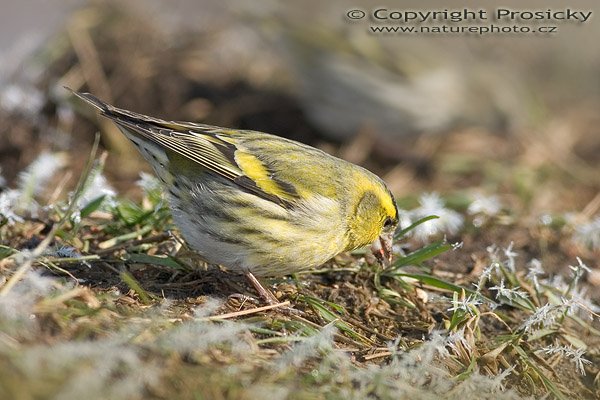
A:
[234,151,296,201]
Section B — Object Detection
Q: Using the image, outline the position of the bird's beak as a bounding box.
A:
[371,232,394,267]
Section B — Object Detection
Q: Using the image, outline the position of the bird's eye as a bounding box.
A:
[383,217,393,227]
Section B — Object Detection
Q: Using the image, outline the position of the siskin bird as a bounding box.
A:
[70,90,398,303]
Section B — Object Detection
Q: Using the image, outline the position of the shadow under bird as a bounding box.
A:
[69,89,398,304]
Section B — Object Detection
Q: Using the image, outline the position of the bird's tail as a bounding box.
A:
[67,87,175,184]
[66,87,164,127]
[65,87,113,114]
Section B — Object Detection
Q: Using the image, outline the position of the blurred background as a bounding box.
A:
[0,0,599,220]
[2,3,600,396]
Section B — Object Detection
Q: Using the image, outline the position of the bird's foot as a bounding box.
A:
[244,271,303,316]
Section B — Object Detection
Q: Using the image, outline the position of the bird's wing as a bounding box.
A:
[70,90,301,207]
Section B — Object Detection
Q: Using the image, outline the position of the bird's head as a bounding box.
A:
[346,175,398,266]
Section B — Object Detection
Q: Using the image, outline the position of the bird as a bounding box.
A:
[69,89,398,304]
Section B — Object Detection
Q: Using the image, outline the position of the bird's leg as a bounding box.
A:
[244,271,280,305]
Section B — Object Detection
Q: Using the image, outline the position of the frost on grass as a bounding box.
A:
[151,310,526,399]
[249,327,523,399]
[482,242,519,278]
[447,294,482,316]
[465,240,598,386]
[5,339,160,400]
[476,243,515,291]
[502,242,518,273]
[0,83,45,116]
[568,257,591,287]
[468,194,501,216]
[468,193,501,227]
[480,244,597,323]
[0,270,58,336]
[157,300,251,354]
[0,152,65,223]
[1,154,596,398]
[489,280,528,305]
[526,259,545,292]
[47,245,83,259]
[567,285,600,318]
[340,332,522,400]
[445,327,473,354]
[17,152,66,198]
[191,296,225,318]
[137,172,162,195]
[571,215,600,251]
[540,345,593,376]
[0,189,24,224]
[403,192,464,241]
[519,303,565,333]
[564,211,600,251]
[136,171,167,210]
[274,322,336,370]
[0,151,116,225]
[76,165,116,210]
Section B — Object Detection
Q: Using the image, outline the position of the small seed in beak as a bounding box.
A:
[371,232,393,267]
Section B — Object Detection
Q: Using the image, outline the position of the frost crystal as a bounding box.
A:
[489,280,527,304]
[526,259,545,291]
[77,171,116,209]
[447,294,482,315]
[17,152,66,196]
[409,192,464,240]
[0,84,44,115]
[136,172,162,194]
[572,216,600,251]
[468,194,501,216]
[541,345,592,375]
[0,189,24,224]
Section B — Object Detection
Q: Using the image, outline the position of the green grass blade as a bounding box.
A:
[394,215,439,240]
[390,241,452,269]
[80,194,107,217]
[119,271,153,304]
[125,253,185,270]
[386,272,494,303]
[301,295,372,344]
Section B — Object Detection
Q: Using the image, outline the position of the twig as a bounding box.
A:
[581,191,600,219]
[200,301,291,321]
[97,225,154,249]
[95,233,173,255]
[48,171,73,205]
[100,261,121,274]
[67,15,133,156]
[362,351,393,361]
[67,17,112,101]
[37,260,81,284]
